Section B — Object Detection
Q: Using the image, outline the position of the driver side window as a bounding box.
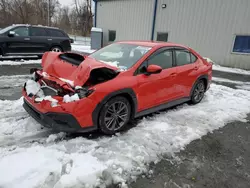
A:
[148,50,173,69]
[136,49,173,75]
[11,27,29,37]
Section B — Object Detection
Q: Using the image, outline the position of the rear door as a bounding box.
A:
[29,27,50,53]
[174,48,200,98]
[5,26,32,54]
[47,29,71,52]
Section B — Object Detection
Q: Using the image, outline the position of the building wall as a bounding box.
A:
[97,0,250,69]
[96,0,154,45]
[154,0,250,69]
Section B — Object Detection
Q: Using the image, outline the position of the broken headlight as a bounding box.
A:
[76,88,95,99]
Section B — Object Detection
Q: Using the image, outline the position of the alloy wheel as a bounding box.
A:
[193,81,205,102]
[104,101,129,131]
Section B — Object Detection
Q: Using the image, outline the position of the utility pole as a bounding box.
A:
[48,0,50,26]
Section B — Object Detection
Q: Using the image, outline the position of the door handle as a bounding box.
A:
[24,38,30,41]
[194,66,198,70]
[170,73,177,77]
[48,39,52,41]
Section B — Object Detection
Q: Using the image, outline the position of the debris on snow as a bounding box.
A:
[46,132,66,143]
[63,94,80,103]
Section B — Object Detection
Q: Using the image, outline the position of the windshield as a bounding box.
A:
[89,43,152,71]
[0,25,15,34]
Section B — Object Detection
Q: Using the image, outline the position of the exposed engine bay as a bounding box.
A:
[24,52,119,107]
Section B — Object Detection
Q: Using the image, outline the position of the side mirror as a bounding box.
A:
[8,31,15,37]
[146,64,162,75]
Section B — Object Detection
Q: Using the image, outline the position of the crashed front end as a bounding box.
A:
[22,52,119,132]
[23,72,96,132]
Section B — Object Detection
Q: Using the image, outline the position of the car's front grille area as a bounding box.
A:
[41,87,57,96]
[41,80,58,96]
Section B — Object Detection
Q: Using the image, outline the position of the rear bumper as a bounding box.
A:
[23,99,97,133]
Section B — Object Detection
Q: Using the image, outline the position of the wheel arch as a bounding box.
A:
[50,45,63,52]
[92,88,138,127]
[190,75,208,97]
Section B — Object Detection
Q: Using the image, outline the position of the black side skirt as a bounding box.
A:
[135,97,190,118]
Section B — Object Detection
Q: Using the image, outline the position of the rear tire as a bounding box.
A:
[98,96,131,135]
[190,80,205,104]
[50,46,63,52]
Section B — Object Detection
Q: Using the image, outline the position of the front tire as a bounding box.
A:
[99,96,131,135]
[190,80,205,104]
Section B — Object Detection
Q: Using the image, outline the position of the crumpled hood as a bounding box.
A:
[41,52,119,87]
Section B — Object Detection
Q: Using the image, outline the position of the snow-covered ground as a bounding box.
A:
[213,64,250,75]
[213,77,250,91]
[0,84,250,188]
[71,44,96,54]
[0,59,41,65]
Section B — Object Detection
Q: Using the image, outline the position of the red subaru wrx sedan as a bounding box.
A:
[23,41,212,134]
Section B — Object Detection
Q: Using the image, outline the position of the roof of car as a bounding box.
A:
[118,40,188,49]
[11,24,59,29]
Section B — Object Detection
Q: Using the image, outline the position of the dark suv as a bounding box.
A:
[0,24,72,57]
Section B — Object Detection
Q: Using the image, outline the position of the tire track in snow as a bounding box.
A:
[0,84,250,188]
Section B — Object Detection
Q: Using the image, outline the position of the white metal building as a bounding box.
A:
[93,0,250,70]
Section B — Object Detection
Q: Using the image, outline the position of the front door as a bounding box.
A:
[135,48,177,111]
[5,26,33,55]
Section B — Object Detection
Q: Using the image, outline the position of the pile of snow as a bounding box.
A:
[0,75,30,88]
[213,64,250,75]
[0,84,250,187]
[204,57,250,75]
[63,94,80,103]
[35,96,58,107]
[71,44,96,54]
[25,80,43,97]
[91,27,103,32]
[0,59,41,65]
[213,77,250,91]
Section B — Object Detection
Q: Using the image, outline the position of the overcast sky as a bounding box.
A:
[58,0,94,8]
[58,0,74,7]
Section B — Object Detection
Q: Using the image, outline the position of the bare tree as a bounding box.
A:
[73,0,93,35]
[0,0,93,36]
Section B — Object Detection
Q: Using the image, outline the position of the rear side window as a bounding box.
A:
[48,29,66,37]
[30,27,47,36]
[175,50,191,66]
[191,53,198,63]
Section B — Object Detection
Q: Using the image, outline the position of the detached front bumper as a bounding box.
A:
[23,99,97,133]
